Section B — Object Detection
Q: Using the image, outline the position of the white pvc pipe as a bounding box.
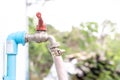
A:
[52,56,68,80]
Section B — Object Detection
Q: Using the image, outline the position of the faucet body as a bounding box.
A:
[25,12,61,56]
[25,31,61,56]
[25,31,48,43]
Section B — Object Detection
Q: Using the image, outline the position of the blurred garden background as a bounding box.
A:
[27,0,120,80]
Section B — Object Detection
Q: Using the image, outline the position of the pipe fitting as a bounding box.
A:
[7,31,26,46]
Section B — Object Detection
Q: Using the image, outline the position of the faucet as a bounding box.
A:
[25,12,62,56]
[25,12,68,80]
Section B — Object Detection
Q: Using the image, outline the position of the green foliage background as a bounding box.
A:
[28,17,120,80]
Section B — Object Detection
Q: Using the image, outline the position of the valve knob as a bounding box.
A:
[36,12,41,19]
[36,12,46,31]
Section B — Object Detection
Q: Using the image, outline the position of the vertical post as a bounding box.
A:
[0,40,5,80]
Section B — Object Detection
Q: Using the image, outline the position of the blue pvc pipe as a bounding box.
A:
[3,31,26,80]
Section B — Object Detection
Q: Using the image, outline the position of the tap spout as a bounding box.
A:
[47,35,59,48]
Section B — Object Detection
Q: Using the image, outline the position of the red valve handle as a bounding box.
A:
[36,12,41,19]
[36,12,46,31]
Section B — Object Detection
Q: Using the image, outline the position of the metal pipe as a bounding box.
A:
[47,35,60,50]
[3,32,26,80]
[48,35,57,44]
